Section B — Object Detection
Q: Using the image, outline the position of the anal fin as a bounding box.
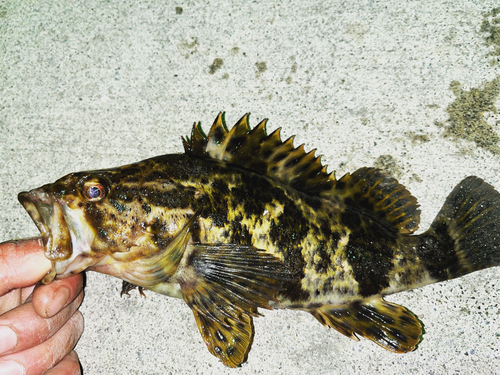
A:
[311,297,423,353]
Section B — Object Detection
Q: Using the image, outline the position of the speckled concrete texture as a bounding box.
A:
[1,1,500,374]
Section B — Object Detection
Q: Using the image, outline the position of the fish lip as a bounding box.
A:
[18,190,52,250]
[18,189,73,262]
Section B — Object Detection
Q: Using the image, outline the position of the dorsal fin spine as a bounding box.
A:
[250,119,267,138]
[183,113,338,197]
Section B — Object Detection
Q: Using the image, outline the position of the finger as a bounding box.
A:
[0,238,51,296]
[45,350,82,375]
[0,311,84,375]
[0,290,83,356]
[32,273,84,318]
[0,285,37,315]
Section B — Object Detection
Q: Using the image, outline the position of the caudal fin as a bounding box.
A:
[417,176,500,282]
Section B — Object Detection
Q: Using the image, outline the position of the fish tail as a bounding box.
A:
[416,176,500,282]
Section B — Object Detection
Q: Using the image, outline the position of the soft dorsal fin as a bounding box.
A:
[333,168,421,234]
[182,112,336,196]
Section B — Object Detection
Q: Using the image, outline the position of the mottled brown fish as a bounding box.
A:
[18,113,500,367]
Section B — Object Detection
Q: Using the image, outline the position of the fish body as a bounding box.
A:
[18,113,500,367]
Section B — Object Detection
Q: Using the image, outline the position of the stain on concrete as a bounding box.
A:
[286,59,298,84]
[345,22,369,42]
[426,104,440,109]
[175,7,183,15]
[178,37,199,58]
[255,61,267,72]
[481,7,500,65]
[437,78,500,154]
[181,38,198,50]
[231,47,240,55]
[0,6,7,18]
[209,58,224,74]
[255,61,267,77]
[406,131,430,144]
[410,173,423,183]
[432,7,500,155]
[373,154,403,179]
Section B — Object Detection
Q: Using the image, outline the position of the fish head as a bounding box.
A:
[18,157,199,285]
[18,171,109,283]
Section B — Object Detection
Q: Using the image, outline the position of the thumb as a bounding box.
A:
[0,238,51,296]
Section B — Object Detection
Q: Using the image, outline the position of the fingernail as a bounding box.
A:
[0,326,17,354]
[46,286,70,317]
[0,361,24,375]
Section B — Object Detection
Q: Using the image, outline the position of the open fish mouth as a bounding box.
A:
[18,188,95,283]
[18,189,73,262]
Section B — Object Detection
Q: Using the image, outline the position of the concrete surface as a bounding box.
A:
[1,0,500,374]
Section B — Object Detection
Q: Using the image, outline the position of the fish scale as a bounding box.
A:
[17,112,500,368]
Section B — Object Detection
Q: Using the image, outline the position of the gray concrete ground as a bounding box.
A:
[1,0,500,374]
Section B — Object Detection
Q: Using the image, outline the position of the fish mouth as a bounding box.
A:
[19,189,95,283]
[19,189,73,262]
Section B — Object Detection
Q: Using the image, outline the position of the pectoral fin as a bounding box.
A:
[311,297,423,353]
[178,243,289,367]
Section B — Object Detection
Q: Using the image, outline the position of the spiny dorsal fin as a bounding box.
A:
[333,168,421,234]
[182,112,336,196]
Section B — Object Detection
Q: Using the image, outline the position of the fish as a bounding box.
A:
[18,113,500,368]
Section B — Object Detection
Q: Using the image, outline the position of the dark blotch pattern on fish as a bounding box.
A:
[341,208,398,297]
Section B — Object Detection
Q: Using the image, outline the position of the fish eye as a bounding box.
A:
[81,178,108,201]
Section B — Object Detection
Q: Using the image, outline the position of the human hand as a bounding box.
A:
[0,238,84,374]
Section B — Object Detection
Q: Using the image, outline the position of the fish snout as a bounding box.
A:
[18,189,74,263]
